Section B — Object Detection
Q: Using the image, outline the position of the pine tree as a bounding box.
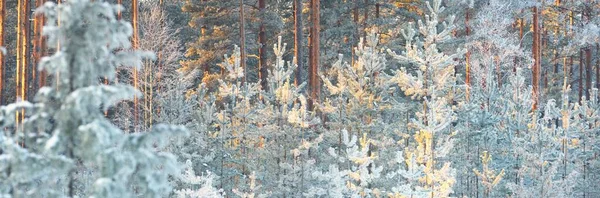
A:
[306,130,382,197]
[387,0,463,196]
[473,151,505,197]
[319,33,404,182]
[453,1,532,195]
[0,0,187,196]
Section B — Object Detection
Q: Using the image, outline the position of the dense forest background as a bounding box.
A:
[2,0,600,197]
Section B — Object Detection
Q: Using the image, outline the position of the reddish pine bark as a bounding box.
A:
[532,7,540,110]
[294,0,303,86]
[309,0,320,110]
[258,0,268,90]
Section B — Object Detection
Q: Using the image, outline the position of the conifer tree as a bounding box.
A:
[453,1,531,195]
[306,130,382,197]
[387,0,463,196]
[0,0,187,196]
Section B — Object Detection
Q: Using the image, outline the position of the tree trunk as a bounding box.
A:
[363,0,368,41]
[579,49,583,103]
[113,0,121,87]
[55,0,61,91]
[554,49,558,74]
[596,44,599,94]
[35,0,47,91]
[569,55,573,91]
[465,8,471,101]
[132,0,140,132]
[542,29,547,92]
[294,0,303,86]
[16,0,30,124]
[0,0,5,105]
[309,0,320,110]
[40,0,47,88]
[585,47,592,99]
[375,3,379,19]
[239,0,246,85]
[353,0,358,24]
[258,0,267,90]
[569,10,573,97]
[117,0,122,20]
[554,0,560,75]
[351,0,358,77]
[532,6,540,110]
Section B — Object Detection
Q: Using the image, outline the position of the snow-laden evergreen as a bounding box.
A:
[3,0,600,197]
[0,0,187,197]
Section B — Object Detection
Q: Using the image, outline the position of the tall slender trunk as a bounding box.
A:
[113,0,121,88]
[258,0,267,90]
[465,8,471,100]
[117,0,122,20]
[144,61,150,129]
[132,0,139,47]
[16,0,30,125]
[554,0,560,76]
[532,6,540,110]
[294,0,303,86]
[569,55,573,91]
[596,44,599,92]
[103,0,111,116]
[132,0,140,132]
[579,49,583,103]
[56,0,61,91]
[353,0,358,24]
[309,0,320,110]
[40,0,47,88]
[239,0,246,85]
[539,0,546,97]
[363,0,368,41]
[554,49,558,74]
[569,10,573,96]
[375,3,379,19]
[585,47,592,99]
[351,0,358,76]
[0,0,5,105]
[542,29,547,91]
[34,0,46,92]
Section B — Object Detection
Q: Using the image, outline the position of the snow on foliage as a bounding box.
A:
[0,0,188,197]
